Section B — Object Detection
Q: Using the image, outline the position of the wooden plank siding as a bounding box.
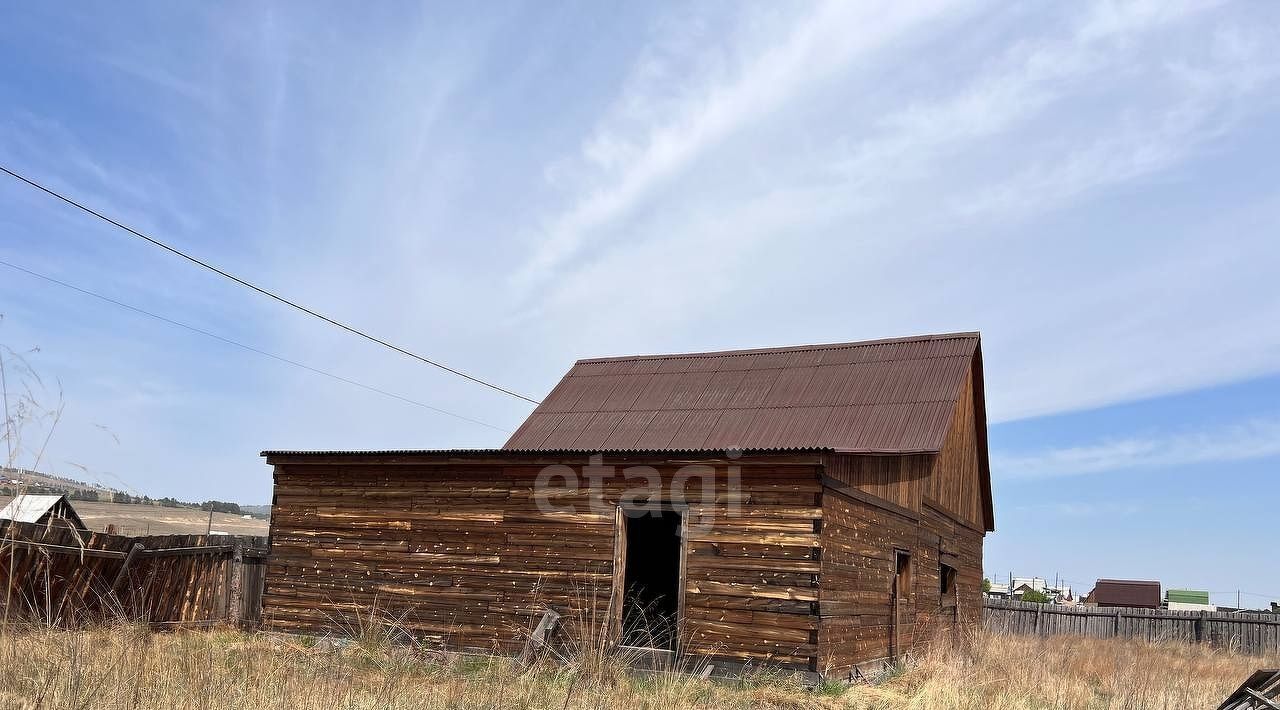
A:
[823,453,929,512]
[263,455,825,670]
[817,486,914,673]
[263,442,988,676]
[924,366,985,530]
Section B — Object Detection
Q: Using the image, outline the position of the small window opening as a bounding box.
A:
[941,563,957,596]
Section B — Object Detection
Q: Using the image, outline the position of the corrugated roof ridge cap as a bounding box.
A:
[525,398,964,414]
[572,332,981,365]
[261,446,836,457]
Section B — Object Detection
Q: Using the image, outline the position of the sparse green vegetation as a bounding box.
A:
[1020,589,1052,604]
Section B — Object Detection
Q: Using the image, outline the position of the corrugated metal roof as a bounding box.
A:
[1166,589,1211,605]
[505,332,980,453]
[1091,579,1162,608]
[0,494,87,531]
[0,494,68,523]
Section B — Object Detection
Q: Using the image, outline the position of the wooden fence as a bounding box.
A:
[985,598,1280,655]
[0,519,267,627]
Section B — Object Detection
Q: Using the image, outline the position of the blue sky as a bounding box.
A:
[1,1,1277,606]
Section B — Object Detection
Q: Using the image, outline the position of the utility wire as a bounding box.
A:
[0,163,540,405]
[0,259,511,433]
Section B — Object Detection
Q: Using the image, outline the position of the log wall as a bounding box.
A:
[817,482,984,676]
[817,486,914,674]
[264,455,825,670]
[263,451,987,675]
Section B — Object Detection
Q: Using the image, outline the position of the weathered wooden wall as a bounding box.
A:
[823,453,928,513]
[264,448,988,675]
[925,367,985,530]
[816,481,984,676]
[918,501,984,631]
[264,454,824,670]
[818,485,912,674]
[0,520,266,626]
[985,598,1280,655]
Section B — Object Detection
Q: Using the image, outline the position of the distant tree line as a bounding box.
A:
[1,482,246,517]
[0,484,92,499]
[111,492,153,505]
[199,501,242,515]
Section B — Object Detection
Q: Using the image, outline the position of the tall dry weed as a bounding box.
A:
[0,621,1270,709]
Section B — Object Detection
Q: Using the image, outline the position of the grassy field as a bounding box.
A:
[0,624,1269,709]
[0,497,268,536]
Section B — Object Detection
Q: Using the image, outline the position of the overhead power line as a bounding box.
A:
[0,163,540,405]
[0,259,511,434]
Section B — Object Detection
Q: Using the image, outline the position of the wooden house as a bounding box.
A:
[261,332,994,678]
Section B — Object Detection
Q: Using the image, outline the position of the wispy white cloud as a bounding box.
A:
[955,25,1280,220]
[513,0,1280,427]
[994,417,1280,479]
[516,0,981,295]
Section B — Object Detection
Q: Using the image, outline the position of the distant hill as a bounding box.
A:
[0,466,270,517]
[0,466,124,497]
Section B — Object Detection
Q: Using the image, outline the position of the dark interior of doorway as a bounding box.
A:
[622,508,682,650]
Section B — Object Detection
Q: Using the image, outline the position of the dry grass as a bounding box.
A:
[0,623,1269,709]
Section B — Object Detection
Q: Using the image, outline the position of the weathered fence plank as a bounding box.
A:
[985,599,1280,655]
[1,520,267,626]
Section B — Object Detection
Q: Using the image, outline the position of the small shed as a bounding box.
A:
[1090,579,1161,609]
[261,332,994,678]
[0,494,88,532]
[1166,589,1215,611]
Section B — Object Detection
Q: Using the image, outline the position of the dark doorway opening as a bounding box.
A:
[621,508,682,650]
[891,549,912,660]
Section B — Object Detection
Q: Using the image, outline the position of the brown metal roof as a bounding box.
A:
[505,332,981,454]
[1090,579,1162,608]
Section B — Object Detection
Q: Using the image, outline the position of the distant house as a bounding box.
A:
[1165,589,1215,612]
[0,494,88,532]
[985,582,1010,599]
[1012,583,1040,598]
[1012,576,1047,593]
[1087,579,1161,609]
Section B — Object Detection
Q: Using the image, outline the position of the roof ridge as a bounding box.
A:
[574,331,979,364]
[539,400,960,413]
[568,351,973,373]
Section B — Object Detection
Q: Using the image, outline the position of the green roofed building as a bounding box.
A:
[1166,589,1215,611]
